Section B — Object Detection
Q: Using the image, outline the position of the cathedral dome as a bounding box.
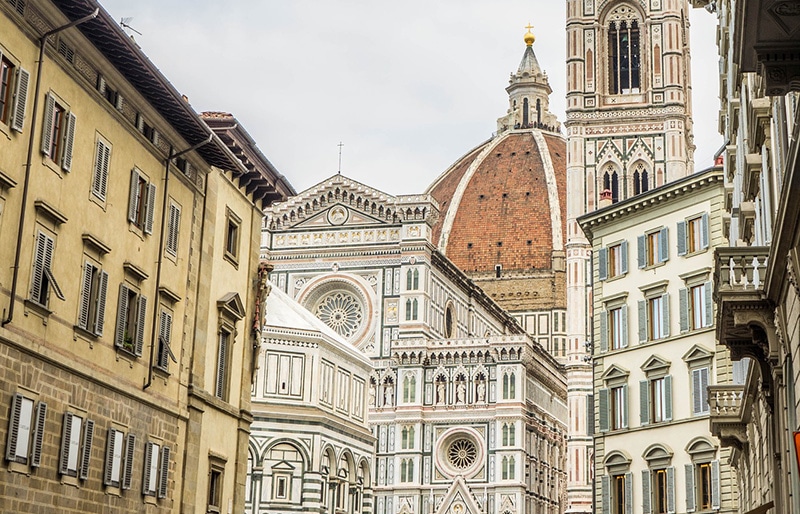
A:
[426,129,566,274]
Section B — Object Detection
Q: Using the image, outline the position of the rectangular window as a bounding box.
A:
[608,242,626,278]
[208,466,223,510]
[225,211,241,263]
[691,283,712,330]
[637,228,669,268]
[613,473,627,514]
[29,230,64,308]
[646,231,659,267]
[678,214,709,256]
[651,377,667,423]
[692,367,710,415]
[0,56,14,123]
[215,328,231,400]
[0,50,29,132]
[609,307,625,350]
[156,308,174,371]
[654,469,668,514]
[642,294,669,342]
[141,441,169,498]
[41,92,76,171]
[77,261,108,336]
[698,462,711,510]
[687,217,702,253]
[274,474,289,499]
[127,168,156,233]
[58,412,94,480]
[611,385,626,430]
[104,428,124,487]
[114,284,147,356]
[5,393,47,467]
[165,203,181,256]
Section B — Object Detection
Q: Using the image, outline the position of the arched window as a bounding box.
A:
[633,162,649,195]
[406,269,420,290]
[536,98,542,125]
[405,299,412,321]
[502,424,509,446]
[406,269,413,290]
[502,456,515,480]
[413,269,419,289]
[522,98,529,126]
[502,372,516,399]
[400,458,414,482]
[509,423,515,446]
[402,374,416,403]
[412,299,419,320]
[608,17,641,94]
[401,425,415,449]
[611,171,619,203]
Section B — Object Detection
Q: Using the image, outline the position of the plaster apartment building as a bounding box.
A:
[692,0,800,513]
[247,285,375,514]
[579,166,738,514]
[0,1,292,512]
[261,173,568,514]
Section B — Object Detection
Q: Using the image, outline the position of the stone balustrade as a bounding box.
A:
[715,246,769,293]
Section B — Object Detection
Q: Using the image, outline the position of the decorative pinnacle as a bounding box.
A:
[524,23,535,46]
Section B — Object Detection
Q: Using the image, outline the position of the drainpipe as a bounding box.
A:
[2,8,99,327]
[143,133,212,390]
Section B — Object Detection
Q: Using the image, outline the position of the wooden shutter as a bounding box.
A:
[598,388,609,432]
[685,463,696,512]
[59,412,74,475]
[640,380,650,425]
[78,262,94,330]
[94,270,109,336]
[135,295,148,356]
[710,460,720,509]
[700,213,709,249]
[158,310,172,369]
[664,375,673,421]
[166,204,180,255]
[62,112,76,171]
[700,368,709,413]
[157,445,170,498]
[10,66,29,132]
[621,307,628,348]
[5,393,24,461]
[127,169,140,222]
[216,332,228,399]
[79,419,94,480]
[641,470,651,514]
[40,93,55,155]
[121,434,136,490]
[621,240,628,274]
[637,235,646,268]
[679,288,689,333]
[601,475,611,514]
[677,221,687,256]
[638,300,647,343]
[587,394,595,436]
[599,311,608,353]
[661,293,670,337]
[92,140,110,200]
[114,283,130,348]
[704,281,714,327]
[666,466,675,513]
[142,442,155,494]
[658,227,669,262]
[30,232,48,303]
[692,369,703,414]
[104,428,118,486]
[30,401,47,467]
[621,384,629,429]
[625,472,633,514]
[598,248,608,281]
[144,182,157,234]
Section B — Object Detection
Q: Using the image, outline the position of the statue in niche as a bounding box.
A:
[437,380,446,405]
[476,380,486,403]
[368,381,376,407]
[456,380,466,404]
[384,383,394,407]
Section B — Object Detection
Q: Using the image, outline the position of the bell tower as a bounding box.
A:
[564,1,696,513]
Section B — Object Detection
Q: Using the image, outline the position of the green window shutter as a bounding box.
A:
[625,472,633,514]
[661,293,670,337]
[621,384,629,429]
[685,463,696,512]
[621,240,629,274]
[664,375,673,421]
[157,446,170,499]
[40,93,55,155]
[679,288,689,333]
[637,235,646,268]
[600,311,608,353]
[641,469,651,514]
[677,221,687,256]
[598,248,608,281]
[700,213,710,249]
[58,412,74,475]
[692,368,703,414]
[666,466,675,514]
[704,281,714,327]
[640,380,650,425]
[10,67,30,132]
[638,300,647,343]
[659,227,669,262]
[598,388,610,432]
[587,394,595,436]
[621,306,628,348]
[29,232,47,302]
[61,112,76,171]
[601,475,611,514]
[711,460,721,510]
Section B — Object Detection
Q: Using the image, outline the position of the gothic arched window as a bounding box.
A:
[633,162,649,195]
[403,375,416,403]
[608,18,641,94]
[602,168,620,204]
[522,98,529,126]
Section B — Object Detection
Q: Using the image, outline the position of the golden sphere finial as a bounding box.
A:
[524,23,535,46]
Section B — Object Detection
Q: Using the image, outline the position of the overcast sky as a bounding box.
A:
[98,1,722,196]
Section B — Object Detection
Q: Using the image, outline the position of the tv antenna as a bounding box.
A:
[120,17,143,36]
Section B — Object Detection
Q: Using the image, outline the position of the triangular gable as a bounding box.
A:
[292,202,390,229]
[265,174,400,230]
[640,355,671,373]
[218,292,245,320]
[600,363,630,381]
[271,460,296,471]
[435,476,483,514]
[627,136,654,160]
[682,344,714,365]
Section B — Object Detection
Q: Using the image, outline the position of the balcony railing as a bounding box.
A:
[708,384,749,448]
[714,246,769,295]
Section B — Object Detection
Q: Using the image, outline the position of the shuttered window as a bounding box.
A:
[114,284,147,357]
[29,231,64,307]
[215,328,231,400]
[77,261,108,336]
[692,367,710,415]
[0,52,30,132]
[121,433,136,490]
[58,412,94,479]
[599,241,628,281]
[638,228,669,268]
[91,139,111,200]
[104,428,124,487]
[157,309,175,370]
[142,441,160,496]
[40,93,76,172]
[165,203,181,256]
[5,393,47,466]
[127,168,156,233]
[678,214,710,256]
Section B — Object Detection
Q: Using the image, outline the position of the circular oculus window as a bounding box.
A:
[435,427,485,478]
[314,290,363,339]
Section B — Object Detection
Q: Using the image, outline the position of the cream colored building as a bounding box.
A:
[579,166,738,514]
[0,1,291,512]
[247,286,375,514]
[694,0,800,513]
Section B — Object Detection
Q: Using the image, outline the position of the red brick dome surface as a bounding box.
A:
[427,130,567,274]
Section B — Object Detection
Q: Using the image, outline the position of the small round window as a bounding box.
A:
[314,290,363,339]
[447,438,477,470]
[435,427,485,479]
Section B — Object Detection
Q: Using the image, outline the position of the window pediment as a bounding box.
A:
[643,443,673,468]
[641,355,671,376]
[217,292,245,321]
[601,364,630,383]
[683,344,713,367]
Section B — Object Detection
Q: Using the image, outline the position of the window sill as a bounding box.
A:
[89,191,106,211]
[23,299,51,322]
[223,251,239,269]
[604,273,627,283]
[73,325,100,347]
[640,261,667,272]
[115,347,138,368]
[41,155,65,177]
[0,120,12,140]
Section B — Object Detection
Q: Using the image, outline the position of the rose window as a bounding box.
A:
[447,439,477,470]
[314,291,363,339]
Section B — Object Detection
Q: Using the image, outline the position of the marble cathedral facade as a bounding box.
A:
[259,176,568,514]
